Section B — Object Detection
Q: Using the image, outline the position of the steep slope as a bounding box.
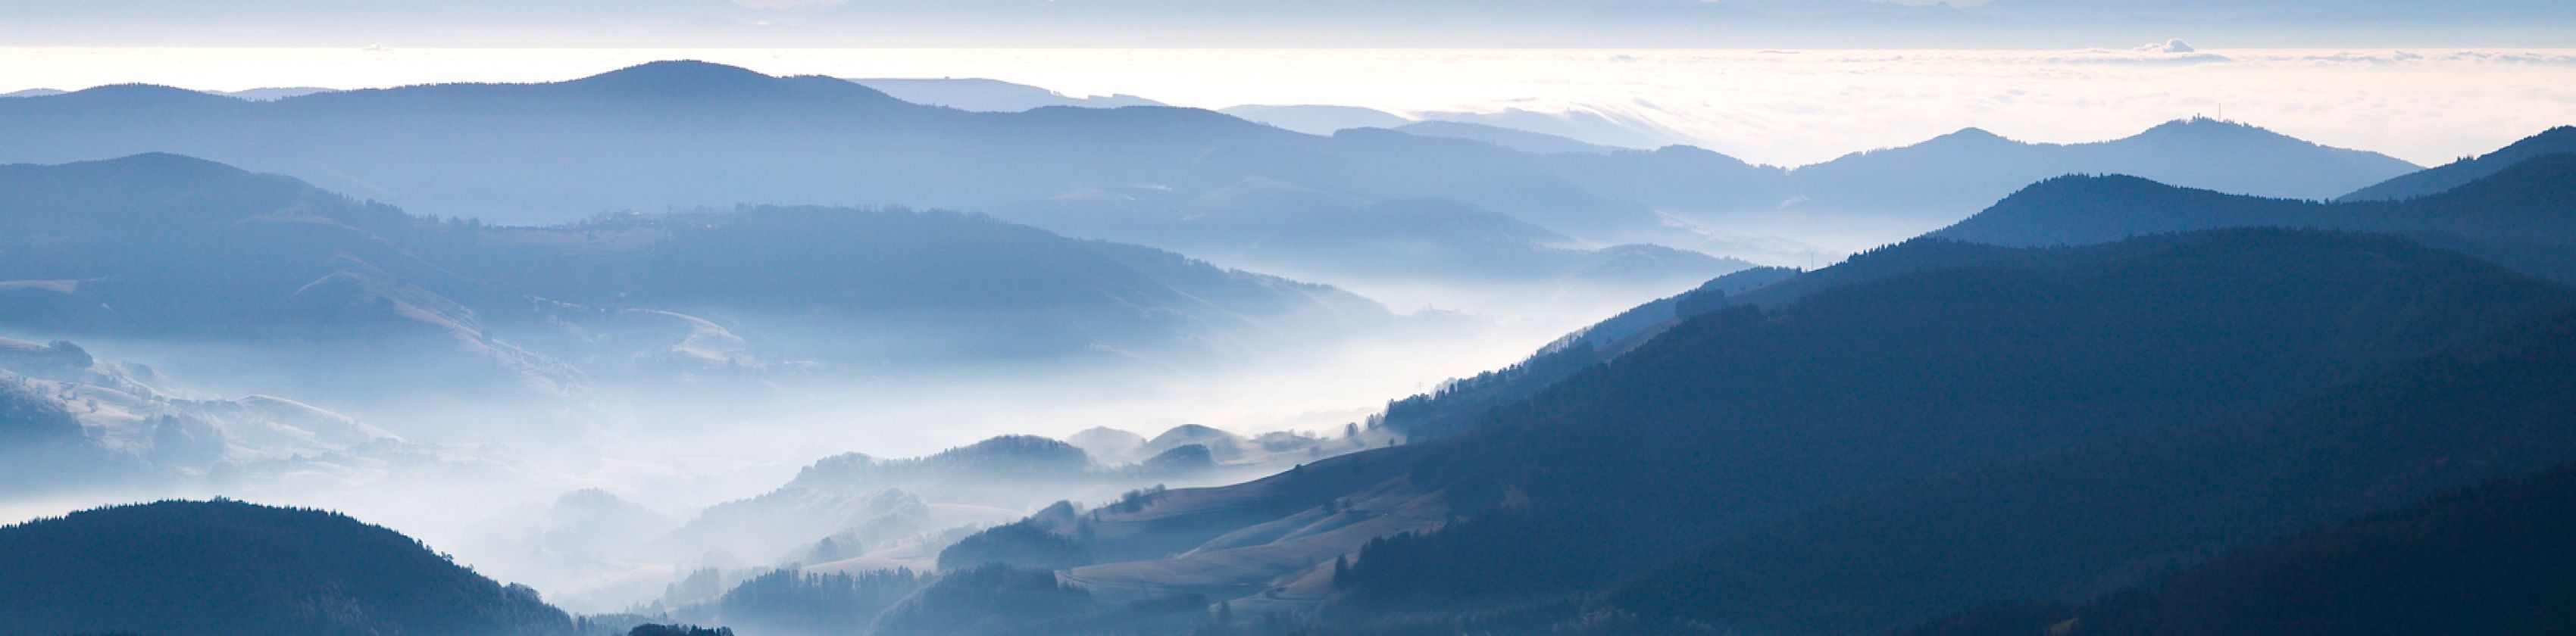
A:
[2340,125,2576,201]
[1615,304,2576,634]
[1320,229,2569,613]
[1904,460,2576,636]
[929,229,2573,622]
[1376,266,1799,440]
[1931,152,2576,282]
[0,499,574,636]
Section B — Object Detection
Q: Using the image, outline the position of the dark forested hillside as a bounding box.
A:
[1328,229,2572,610]
[1612,303,2576,634]
[1902,460,2576,636]
[1931,151,2576,282]
[1375,266,1798,440]
[0,499,575,636]
[2340,126,2576,201]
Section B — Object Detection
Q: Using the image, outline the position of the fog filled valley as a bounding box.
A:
[5,19,2576,636]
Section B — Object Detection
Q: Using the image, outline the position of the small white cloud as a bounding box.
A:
[2138,39,2196,54]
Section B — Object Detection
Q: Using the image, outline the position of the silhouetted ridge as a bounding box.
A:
[0,499,573,636]
[1932,153,2576,282]
[2342,125,2576,201]
[53,83,247,110]
[571,60,782,91]
[1781,118,2418,218]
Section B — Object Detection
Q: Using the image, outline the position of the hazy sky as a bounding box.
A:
[6,46,2570,167]
[4,0,2574,47]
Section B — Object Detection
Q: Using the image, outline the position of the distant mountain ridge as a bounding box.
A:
[0,61,1752,298]
[0,61,2428,274]
[1932,145,2576,282]
[1768,118,2419,222]
[2340,125,2576,201]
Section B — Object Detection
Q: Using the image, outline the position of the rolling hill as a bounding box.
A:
[0,499,577,636]
[0,153,1394,394]
[0,61,1712,271]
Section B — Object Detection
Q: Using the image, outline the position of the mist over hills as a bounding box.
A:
[921,228,2576,631]
[0,62,2434,283]
[0,332,524,500]
[0,152,1393,398]
[1751,117,2418,226]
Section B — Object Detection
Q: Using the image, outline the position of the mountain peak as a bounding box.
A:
[2135,116,2278,140]
[52,83,242,108]
[564,60,783,93]
[1940,126,2008,142]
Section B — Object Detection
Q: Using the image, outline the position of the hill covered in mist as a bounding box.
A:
[0,152,1394,398]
